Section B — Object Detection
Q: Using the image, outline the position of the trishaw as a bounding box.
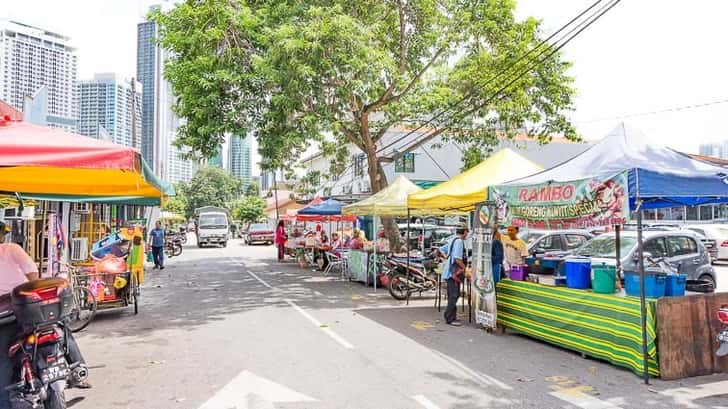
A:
[63,225,145,332]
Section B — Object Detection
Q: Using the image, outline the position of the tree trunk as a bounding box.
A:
[364,147,403,252]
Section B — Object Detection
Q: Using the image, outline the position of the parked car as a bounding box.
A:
[573,230,717,287]
[245,223,275,245]
[681,224,728,261]
[418,227,457,250]
[519,229,594,256]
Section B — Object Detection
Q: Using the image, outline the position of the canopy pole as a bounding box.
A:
[615,224,622,291]
[635,169,650,385]
[406,208,411,306]
[373,216,377,292]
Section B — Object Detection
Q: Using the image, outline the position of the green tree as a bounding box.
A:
[230,195,266,225]
[153,0,577,245]
[293,169,322,199]
[184,167,244,217]
[163,184,188,217]
[244,182,260,197]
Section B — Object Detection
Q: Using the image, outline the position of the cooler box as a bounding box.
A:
[624,271,666,298]
[510,265,528,281]
[665,274,687,297]
[565,258,591,289]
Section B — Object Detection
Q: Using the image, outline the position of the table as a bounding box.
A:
[496,279,659,377]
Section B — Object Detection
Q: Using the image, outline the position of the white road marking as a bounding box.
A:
[285,299,355,350]
[198,370,316,409]
[248,271,273,288]
[660,380,728,409]
[550,390,623,409]
[412,394,442,409]
[431,349,512,390]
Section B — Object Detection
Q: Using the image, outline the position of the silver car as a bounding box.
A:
[574,230,717,287]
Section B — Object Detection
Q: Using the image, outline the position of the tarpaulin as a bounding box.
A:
[343,176,424,216]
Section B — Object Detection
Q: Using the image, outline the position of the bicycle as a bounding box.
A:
[55,262,98,332]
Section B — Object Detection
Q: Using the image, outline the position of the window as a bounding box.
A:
[700,205,713,221]
[353,154,365,177]
[535,235,563,252]
[643,238,668,258]
[667,236,698,256]
[565,234,589,250]
[395,153,415,173]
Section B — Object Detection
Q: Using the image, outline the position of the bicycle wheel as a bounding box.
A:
[67,286,97,333]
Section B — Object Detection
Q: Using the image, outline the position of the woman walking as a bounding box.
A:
[275,220,287,262]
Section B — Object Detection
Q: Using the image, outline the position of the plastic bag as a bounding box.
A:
[94,254,127,274]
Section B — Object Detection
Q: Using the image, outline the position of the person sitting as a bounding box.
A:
[348,229,365,250]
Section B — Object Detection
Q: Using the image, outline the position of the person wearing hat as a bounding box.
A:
[0,221,90,404]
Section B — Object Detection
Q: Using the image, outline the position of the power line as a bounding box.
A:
[575,98,728,124]
[377,0,620,158]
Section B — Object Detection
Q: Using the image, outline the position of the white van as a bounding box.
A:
[197,211,229,248]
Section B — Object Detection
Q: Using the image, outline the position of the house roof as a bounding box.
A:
[265,190,296,211]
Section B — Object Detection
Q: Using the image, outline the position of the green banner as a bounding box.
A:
[489,172,630,229]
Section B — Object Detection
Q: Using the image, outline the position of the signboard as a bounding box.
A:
[472,202,497,328]
[489,172,630,229]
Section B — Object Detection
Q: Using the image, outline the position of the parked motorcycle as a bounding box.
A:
[385,250,441,300]
[716,304,728,357]
[1,279,88,409]
[165,234,183,258]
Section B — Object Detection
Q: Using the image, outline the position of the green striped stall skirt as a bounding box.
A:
[496,279,659,377]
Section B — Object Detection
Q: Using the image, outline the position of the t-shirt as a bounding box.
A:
[149,228,166,247]
[0,243,37,296]
[502,236,528,269]
[439,237,464,280]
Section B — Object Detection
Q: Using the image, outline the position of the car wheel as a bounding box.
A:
[699,274,716,289]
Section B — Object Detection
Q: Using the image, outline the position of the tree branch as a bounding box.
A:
[392,46,446,100]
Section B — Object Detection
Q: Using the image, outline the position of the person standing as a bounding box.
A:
[275,220,287,262]
[148,221,166,270]
[491,230,504,285]
[439,226,468,326]
[502,226,528,272]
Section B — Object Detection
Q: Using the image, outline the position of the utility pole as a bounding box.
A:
[131,77,137,149]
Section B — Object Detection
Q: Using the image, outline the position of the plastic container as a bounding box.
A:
[665,274,687,296]
[624,271,667,298]
[565,258,592,289]
[592,264,616,294]
[510,265,528,281]
[11,278,73,331]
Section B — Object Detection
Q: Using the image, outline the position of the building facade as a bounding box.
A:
[0,19,78,131]
[136,5,195,183]
[77,73,142,147]
[228,135,252,182]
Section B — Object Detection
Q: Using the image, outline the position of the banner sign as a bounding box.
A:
[489,172,630,229]
[472,202,497,328]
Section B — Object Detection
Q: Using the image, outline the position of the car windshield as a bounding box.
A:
[199,215,227,229]
[520,232,545,245]
[250,224,270,231]
[575,236,637,258]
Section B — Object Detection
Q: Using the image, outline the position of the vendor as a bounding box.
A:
[348,229,365,250]
[502,225,528,271]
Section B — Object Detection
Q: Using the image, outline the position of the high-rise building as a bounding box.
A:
[136,4,195,183]
[77,73,142,147]
[228,135,252,182]
[0,19,78,131]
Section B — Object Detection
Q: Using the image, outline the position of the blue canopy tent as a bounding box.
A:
[496,123,728,383]
[297,199,347,215]
[503,123,728,210]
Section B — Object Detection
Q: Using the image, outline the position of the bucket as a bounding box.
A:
[592,264,616,294]
[665,274,687,296]
[510,265,527,281]
[624,271,667,298]
[565,258,591,289]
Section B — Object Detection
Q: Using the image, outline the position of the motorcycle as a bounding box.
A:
[385,250,441,300]
[1,279,88,409]
[716,304,728,357]
[165,234,183,258]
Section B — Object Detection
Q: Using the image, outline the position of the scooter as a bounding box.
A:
[716,304,728,357]
[385,250,441,300]
[1,279,88,409]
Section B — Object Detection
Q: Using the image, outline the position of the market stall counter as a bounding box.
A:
[496,279,659,377]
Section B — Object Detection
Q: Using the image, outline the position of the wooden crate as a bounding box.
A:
[656,293,728,380]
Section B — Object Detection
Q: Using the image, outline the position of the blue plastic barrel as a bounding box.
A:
[664,274,687,297]
[565,258,591,289]
[624,271,667,298]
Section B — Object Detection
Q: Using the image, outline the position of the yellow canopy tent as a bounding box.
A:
[407,148,543,214]
[343,176,424,216]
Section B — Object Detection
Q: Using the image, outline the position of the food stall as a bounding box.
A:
[295,199,357,269]
[488,123,728,380]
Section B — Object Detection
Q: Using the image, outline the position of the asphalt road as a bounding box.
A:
[67,237,728,409]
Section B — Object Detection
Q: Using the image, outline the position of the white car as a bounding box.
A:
[682,224,728,261]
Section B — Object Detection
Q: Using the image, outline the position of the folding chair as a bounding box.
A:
[323,251,342,276]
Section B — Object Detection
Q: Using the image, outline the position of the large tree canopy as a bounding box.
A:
[181,167,244,217]
[153,0,577,246]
